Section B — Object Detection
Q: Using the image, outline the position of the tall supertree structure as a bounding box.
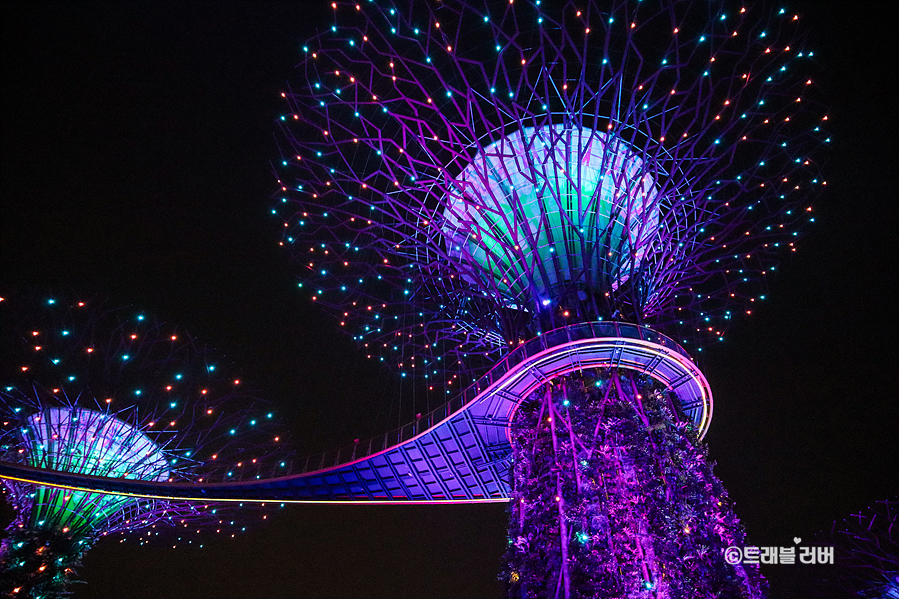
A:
[0,294,291,597]
[270,1,826,597]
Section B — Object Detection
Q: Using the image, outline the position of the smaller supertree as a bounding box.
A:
[824,499,899,598]
[0,294,292,596]
[0,397,199,595]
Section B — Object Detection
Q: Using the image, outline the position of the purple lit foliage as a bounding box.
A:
[0,294,292,595]
[276,0,827,387]
[271,2,827,596]
[504,372,765,599]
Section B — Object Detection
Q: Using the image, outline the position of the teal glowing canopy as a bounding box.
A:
[441,125,662,312]
[19,407,169,535]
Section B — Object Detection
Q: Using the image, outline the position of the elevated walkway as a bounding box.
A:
[0,322,711,504]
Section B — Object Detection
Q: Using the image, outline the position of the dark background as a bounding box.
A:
[1,1,896,598]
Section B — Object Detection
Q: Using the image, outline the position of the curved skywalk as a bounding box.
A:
[0,322,711,504]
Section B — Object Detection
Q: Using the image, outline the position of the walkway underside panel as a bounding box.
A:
[0,324,711,504]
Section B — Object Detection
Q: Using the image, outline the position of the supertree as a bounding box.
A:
[822,499,899,598]
[273,0,827,597]
[0,294,292,597]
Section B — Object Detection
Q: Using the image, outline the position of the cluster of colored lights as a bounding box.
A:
[28,301,279,447]
[0,294,294,551]
[273,0,827,392]
[112,502,288,548]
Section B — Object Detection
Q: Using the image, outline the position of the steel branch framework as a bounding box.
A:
[0,0,828,515]
[0,322,709,504]
[827,499,899,597]
[0,4,830,595]
[0,293,294,593]
[274,0,827,386]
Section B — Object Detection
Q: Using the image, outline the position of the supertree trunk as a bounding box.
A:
[503,370,766,599]
[0,526,88,597]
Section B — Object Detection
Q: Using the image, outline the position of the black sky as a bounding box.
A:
[1,2,896,598]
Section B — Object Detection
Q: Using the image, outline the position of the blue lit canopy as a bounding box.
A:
[16,407,169,536]
[442,125,662,314]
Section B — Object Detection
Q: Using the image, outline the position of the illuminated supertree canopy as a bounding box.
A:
[273,1,827,597]
[2,1,897,596]
[274,0,827,388]
[0,294,292,596]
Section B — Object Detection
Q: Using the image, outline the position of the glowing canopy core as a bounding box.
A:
[442,125,661,312]
[19,407,169,534]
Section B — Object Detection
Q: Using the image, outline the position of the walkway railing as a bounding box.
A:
[262,321,690,480]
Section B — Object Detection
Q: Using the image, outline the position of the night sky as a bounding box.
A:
[1,2,896,598]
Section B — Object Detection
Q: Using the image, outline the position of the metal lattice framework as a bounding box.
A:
[0,321,709,504]
[0,1,827,507]
[274,0,827,387]
[0,16,832,591]
[0,5,832,596]
[0,293,293,588]
[6,405,175,541]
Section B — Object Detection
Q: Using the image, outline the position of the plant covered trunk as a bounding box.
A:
[0,523,90,597]
[503,369,766,599]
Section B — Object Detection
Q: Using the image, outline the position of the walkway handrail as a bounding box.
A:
[0,321,708,501]
[264,322,691,480]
